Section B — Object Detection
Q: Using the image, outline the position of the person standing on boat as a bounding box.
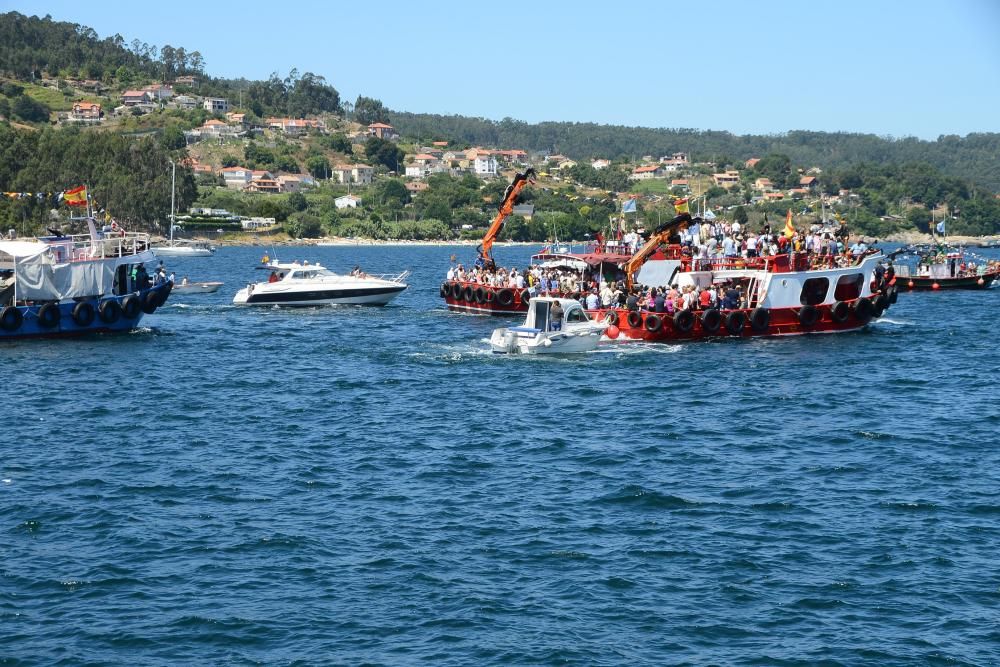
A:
[268,271,279,283]
[549,300,563,331]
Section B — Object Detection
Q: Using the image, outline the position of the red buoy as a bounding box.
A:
[932,282,940,290]
[907,280,915,288]
[978,278,985,286]
[606,325,620,339]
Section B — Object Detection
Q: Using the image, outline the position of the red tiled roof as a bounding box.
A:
[633,165,660,173]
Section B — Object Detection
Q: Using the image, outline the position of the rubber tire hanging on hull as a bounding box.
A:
[626,311,642,328]
[853,298,874,324]
[440,282,450,298]
[750,307,770,333]
[604,311,619,326]
[474,287,486,304]
[72,301,96,327]
[873,294,889,317]
[701,308,722,334]
[644,314,662,333]
[37,302,60,328]
[519,290,532,306]
[451,283,464,300]
[0,306,23,332]
[122,295,141,319]
[463,286,475,303]
[830,301,850,323]
[99,300,122,324]
[725,311,746,336]
[673,309,694,334]
[798,305,820,328]
[496,289,514,307]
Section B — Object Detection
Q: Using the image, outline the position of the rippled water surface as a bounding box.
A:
[3,244,1000,665]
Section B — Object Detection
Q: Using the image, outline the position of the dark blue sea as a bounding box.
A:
[3,244,999,666]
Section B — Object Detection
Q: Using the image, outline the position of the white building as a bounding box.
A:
[334,195,361,209]
[203,97,229,113]
[473,154,498,178]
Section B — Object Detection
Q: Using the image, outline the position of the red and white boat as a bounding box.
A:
[590,213,897,342]
[888,243,1000,291]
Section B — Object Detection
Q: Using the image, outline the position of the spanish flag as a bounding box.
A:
[783,208,795,239]
[673,197,689,215]
[64,185,88,207]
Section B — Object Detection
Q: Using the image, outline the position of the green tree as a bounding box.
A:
[354,95,389,125]
[364,136,404,172]
[734,205,749,226]
[287,191,308,212]
[305,155,330,179]
[12,95,49,122]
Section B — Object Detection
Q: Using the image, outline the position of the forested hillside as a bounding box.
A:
[389,113,1000,193]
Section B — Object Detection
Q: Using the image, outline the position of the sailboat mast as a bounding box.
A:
[169,159,176,244]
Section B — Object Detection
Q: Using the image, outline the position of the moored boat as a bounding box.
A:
[172,280,223,294]
[0,225,172,340]
[233,259,408,306]
[490,297,607,354]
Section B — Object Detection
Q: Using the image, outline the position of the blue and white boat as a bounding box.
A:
[0,221,173,340]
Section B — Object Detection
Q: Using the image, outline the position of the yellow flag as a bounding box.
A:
[674,197,689,215]
[783,209,795,239]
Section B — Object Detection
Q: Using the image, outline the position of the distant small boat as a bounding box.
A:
[490,297,607,354]
[153,240,215,257]
[172,280,223,294]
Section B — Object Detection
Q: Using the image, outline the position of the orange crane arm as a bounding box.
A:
[623,212,692,289]
[480,168,536,259]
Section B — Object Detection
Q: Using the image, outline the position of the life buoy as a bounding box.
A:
[37,302,60,328]
[725,310,746,336]
[853,297,874,324]
[440,282,450,298]
[519,289,532,306]
[0,305,23,332]
[701,308,722,333]
[99,300,121,324]
[798,304,820,328]
[830,301,850,323]
[873,294,889,317]
[463,285,475,302]
[750,307,770,332]
[604,310,619,326]
[474,286,486,304]
[72,301,96,327]
[673,309,694,333]
[496,288,515,307]
[626,311,642,328]
[121,295,141,319]
[450,282,463,300]
[644,313,662,332]
[141,290,159,314]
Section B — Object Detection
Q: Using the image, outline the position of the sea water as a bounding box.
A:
[3,245,999,665]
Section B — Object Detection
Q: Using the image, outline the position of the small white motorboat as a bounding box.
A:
[490,296,607,354]
[172,280,224,294]
[233,260,408,306]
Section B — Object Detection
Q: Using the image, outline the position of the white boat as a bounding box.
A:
[152,160,215,258]
[490,297,607,354]
[153,240,215,257]
[233,260,409,306]
[172,280,224,294]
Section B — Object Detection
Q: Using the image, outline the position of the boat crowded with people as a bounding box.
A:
[888,243,999,290]
[490,296,607,354]
[0,220,172,340]
[233,257,409,306]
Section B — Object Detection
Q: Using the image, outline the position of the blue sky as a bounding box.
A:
[7,0,1000,139]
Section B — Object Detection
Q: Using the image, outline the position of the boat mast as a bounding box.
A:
[169,159,176,245]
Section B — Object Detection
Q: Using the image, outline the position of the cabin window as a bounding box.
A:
[834,273,864,300]
[799,277,829,305]
[566,308,587,323]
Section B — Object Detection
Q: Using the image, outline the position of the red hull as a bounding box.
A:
[440,281,533,315]
[590,296,889,342]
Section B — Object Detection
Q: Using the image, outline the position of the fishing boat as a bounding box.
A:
[440,168,631,315]
[888,243,999,290]
[233,259,408,306]
[0,221,172,340]
[588,212,897,342]
[490,297,607,354]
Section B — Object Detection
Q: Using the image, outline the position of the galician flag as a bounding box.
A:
[783,208,795,239]
[64,185,88,207]
[622,198,637,214]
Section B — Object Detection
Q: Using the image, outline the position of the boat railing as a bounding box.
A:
[42,232,151,262]
[370,269,410,284]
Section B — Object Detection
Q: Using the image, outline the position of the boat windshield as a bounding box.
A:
[565,307,590,323]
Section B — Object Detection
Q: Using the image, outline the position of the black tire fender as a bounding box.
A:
[37,302,60,328]
[121,295,141,319]
[701,308,722,333]
[798,304,820,328]
[72,301,96,326]
[0,305,23,332]
[644,313,662,332]
[750,307,770,332]
[725,310,746,336]
[673,309,695,333]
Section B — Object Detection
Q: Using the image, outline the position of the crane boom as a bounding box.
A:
[479,168,536,260]
[622,212,692,289]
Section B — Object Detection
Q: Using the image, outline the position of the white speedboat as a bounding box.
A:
[233,260,409,306]
[172,280,223,294]
[490,297,607,354]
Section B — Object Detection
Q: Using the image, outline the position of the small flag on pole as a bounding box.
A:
[936,220,946,234]
[622,198,637,214]
[783,209,795,239]
[673,197,689,215]
[64,185,88,207]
